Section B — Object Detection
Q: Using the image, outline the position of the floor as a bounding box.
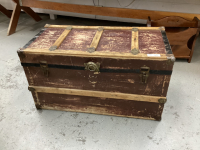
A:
[0,13,200,150]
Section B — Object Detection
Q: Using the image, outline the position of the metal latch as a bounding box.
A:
[84,62,100,72]
[140,65,150,83]
[40,61,48,77]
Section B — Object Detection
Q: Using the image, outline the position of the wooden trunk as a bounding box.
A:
[18,25,175,121]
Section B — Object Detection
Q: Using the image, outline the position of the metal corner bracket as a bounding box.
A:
[66,26,72,30]
[131,48,139,55]
[87,47,96,53]
[158,98,167,104]
[28,87,35,92]
[132,28,138,32]
[49,45,57,51]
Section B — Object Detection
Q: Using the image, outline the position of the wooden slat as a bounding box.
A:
[41,105,156,120]
[21,0,200,21]
[49,28,71,51]
[88,28,103,53]
[22,48,168,61]
[29,86,166,103]
[131,28,139,54]
[44,25,162,30]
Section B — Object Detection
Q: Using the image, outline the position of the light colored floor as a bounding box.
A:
[0,13,200,150]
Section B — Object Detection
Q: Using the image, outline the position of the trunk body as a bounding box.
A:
[18,25,175,121]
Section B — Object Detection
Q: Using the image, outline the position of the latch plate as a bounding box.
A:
[140,65,150,83]
[40,61,49,77]
[84,62,100,72]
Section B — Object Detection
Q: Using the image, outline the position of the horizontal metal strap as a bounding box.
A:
[21,63,172,75]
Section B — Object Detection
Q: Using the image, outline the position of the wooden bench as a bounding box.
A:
[147,16,200,63]
[7,0,200,37]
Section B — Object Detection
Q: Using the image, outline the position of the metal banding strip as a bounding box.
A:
[161,30,173,54]
[21,63,172,75]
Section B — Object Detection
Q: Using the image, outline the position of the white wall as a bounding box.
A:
[1,0,200,24]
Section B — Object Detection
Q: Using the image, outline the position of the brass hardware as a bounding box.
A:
[66,26,72,30]
[140,65,150,83]
[132,28,138,32]
[84,62,100,72]
[49,45,57,51]
[40,61,49,77]
[19,0,23,6]
[45,24,50,27]
[87,47,95,53]
[158,98,167,103]
[28,87,35,92]
[159,26,165,31]
[131,48,139,55]
[98,27,104,31]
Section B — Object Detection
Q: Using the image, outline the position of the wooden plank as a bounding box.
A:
[49,29,72,51]
[22,48,168,60]
[88,28,103,52]
[41,105,156,120]
[131,28,139,54]
[29,86,166,103]
[44,24,161,30]
[0,4,12,18]
[7,3,21,36]
[21,0,200,21]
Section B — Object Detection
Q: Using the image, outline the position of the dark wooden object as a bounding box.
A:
[7,0,42,36]
[0,4,12,18]
[7,0,200,36]
[18,25,175,121]
[147,16,200,63]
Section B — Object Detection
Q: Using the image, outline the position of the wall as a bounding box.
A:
[1,0,200,24]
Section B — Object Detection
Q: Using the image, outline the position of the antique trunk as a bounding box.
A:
[18,25,175,121]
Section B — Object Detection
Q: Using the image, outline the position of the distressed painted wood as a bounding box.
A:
[18,25,174,120]
[29,86,166,103]
[49,29,72,51]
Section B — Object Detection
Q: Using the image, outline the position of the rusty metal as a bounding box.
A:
[28,87,35,92]
[132,28,138,32]
[84,62,100,72]
[98,27,104,31]
[158,98,167,103]
[49,45,57,51]
[66,26,72,30]
[40,61,49,77]
[131,48,139,55]
[140,65,150,83]
[87,47,95,53]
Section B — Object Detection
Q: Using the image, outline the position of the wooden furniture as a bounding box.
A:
[8,0,200,36]
[0,4,12,18]
[147,16,200,63]
[7,0,42,36]
[18,25,174,121]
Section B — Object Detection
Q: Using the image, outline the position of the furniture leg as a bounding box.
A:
[0,4,12,18]
[188,30,200,63]
[22,7,42,22]
[7,3,21,36]
[7,0,42,36]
